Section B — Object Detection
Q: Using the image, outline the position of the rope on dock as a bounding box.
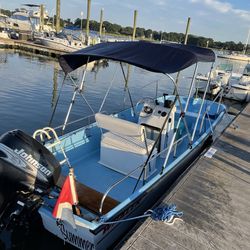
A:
[149,204,184,225]
[99,203,183,225]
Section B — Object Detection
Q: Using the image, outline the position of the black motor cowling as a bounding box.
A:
[0,129,61,193]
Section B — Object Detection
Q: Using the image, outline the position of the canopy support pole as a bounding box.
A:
[69,74,95,114]
[120,62,135,116]
[62,58,94,132]
[79,56,90,92]
[98,64,118,112]
[184,63,198,113]
[191,62,214,142]
[62,82,78,133]
[161,73,194,171]
[171,80,192,144]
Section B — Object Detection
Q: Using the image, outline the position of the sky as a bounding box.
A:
[1,0,250,43]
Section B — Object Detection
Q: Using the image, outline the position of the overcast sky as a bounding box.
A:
[1,0,250,43]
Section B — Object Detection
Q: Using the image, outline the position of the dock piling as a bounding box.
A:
[56,0,61,33]
[174,17,191,93]
[132,10,138,41]
[86,0,91,44]
[99,8,104,37]
[184,17,191,45]
[40,4,44,32]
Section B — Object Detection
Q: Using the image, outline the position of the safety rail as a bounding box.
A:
[32,127,72,168]
[198,89,224,134]
[99,133,188,214]
[53,113,97,135]
[50,76,183,137]
[63,78,170,130]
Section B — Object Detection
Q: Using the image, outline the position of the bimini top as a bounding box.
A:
[59,41,215,74]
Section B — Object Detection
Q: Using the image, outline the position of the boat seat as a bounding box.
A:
[95,113,157,179]
[102,132,155,155]
[56,175,119,216]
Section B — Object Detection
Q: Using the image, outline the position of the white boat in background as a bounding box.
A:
[0,14,10,39]
[0,13,9,29]
[196,63,233,96]
[218,29,250,62]
[39,32,86,52]
[7,8,33,33]
[0,30,10,39]
[217,53,250,62]
[223,84,250,102]
[27,4,55,33]
[223,64,250,102]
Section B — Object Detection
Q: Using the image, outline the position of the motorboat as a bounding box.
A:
[223,63,250,102]
[217,52,250,62]
[0,42,226,249]
[27,4,55,33]
[38,32,86,52]
[239,63,250,86]
[0,30,10,39]
[196,63,233,95]
[0,14,10,39]
[0,13,9,29]
[7,8,33,33]
[223,84,250,102]
[217,30,250,62]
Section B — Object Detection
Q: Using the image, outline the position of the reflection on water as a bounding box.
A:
[0,52,7,64]
[51,65,59,108]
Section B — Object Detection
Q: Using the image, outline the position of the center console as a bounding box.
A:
[138,99,176,154]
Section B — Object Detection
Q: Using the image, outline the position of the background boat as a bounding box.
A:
[7,8,33,33]
[217,53,250,62]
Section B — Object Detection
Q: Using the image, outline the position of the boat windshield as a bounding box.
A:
[216,63,233,72]
[12,14,30,21]
[56,32,67,39]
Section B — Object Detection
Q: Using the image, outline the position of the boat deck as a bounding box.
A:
[119,103,250,250]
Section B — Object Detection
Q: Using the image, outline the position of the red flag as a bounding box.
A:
[53,169,78,229]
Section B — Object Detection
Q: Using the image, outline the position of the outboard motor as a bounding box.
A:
[0,130,61,247]
[0,129,61,193]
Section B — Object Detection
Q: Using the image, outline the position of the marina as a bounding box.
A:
[0,1,250,250]
[0,38,65,57]
[119,102,250,250]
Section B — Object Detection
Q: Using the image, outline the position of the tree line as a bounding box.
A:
[0,8,247,53]
[72,18,247,52]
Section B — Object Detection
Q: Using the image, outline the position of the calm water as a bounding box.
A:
[0,49,247,250]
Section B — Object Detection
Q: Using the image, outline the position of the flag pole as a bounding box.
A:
[69,168,81,216]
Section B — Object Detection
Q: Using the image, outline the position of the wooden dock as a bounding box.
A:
[0,38,65,57]
[120,103,250,250]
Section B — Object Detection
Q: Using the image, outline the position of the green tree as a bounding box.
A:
[136,27,145,38]
[120,26,133,36]
[144,29,153,39]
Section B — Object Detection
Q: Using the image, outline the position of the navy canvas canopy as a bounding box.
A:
[59,41,215,74]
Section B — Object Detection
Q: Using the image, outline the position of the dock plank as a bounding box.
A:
[120,103,250,250]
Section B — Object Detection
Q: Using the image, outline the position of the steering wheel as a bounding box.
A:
[135,97,156,117]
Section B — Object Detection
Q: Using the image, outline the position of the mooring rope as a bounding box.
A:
[99,204,183,225]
